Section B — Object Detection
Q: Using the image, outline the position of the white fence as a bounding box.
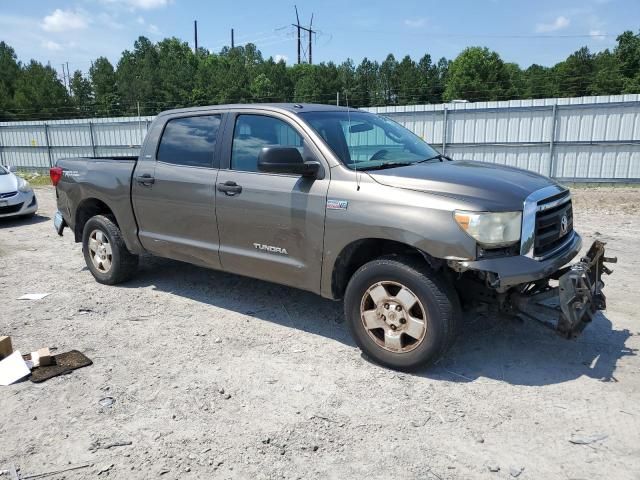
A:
[1,94,639,181]
[366,94,640,182]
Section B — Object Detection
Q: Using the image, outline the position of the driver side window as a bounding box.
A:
[231,115,303,172]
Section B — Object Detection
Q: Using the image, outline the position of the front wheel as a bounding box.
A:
[82,215,138,285]
[344,256,461,371]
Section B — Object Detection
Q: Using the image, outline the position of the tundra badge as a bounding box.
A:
[253,243,289,255]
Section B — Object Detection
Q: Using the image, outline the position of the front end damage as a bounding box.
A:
[510,241,616,338]
[450,240,616,338]
[448,184,616,339]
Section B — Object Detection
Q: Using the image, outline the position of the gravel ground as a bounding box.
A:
[1,186,639,480]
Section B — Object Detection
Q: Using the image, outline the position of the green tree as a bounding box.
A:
[156,37,197,107]
[216,46,250,103]
[116,36,160,114]
[13,60,69,118]
[553,47,595,97]
[193,52,224,105]
[623,72,640,93]
[90,57,119,115]
[615,31,640,79]
[590,50,625,95]
[257,56,293,102]
[353,57,380,107]
[250,72,273,100]
[503,63,525,99]
[416,54,442,103]
[379,54,399,104]
[70,70,93,114]
[337,59,356,105]
[444,47,511,102]
[523,64,556,98]
[0,41,20,118]
[396,55,420,104]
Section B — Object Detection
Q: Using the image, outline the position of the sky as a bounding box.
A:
[1,0,639,77]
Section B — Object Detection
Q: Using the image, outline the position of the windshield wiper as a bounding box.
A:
[358,162,414,171]
[416,154,451,163]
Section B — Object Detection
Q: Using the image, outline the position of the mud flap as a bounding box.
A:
[511,241,616,338]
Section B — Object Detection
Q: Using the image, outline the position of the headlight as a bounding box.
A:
[454,210,522,247]
[18,178,32,193]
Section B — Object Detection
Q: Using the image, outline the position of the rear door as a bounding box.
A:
[214,111,330,293]
[132,113,224,269]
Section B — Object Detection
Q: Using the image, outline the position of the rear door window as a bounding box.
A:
[157,115,222,168]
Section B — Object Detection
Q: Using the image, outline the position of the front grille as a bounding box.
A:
[0,202,23,215]
[0,191,17,199]
[534,195,573,258]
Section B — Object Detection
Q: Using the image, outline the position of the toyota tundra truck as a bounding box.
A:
[50,104,615,370]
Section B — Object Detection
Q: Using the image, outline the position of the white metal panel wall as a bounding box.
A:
[0,116,154,168]
[366,94,640,181]
[1,97,639,181]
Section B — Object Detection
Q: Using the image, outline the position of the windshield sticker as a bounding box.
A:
[327,199,348,210]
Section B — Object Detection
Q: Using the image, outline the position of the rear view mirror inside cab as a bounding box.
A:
[348,122,374,133]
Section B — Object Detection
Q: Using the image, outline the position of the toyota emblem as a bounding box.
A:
[560,214,569,234]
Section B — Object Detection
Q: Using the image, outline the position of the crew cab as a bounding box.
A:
[50,104,614,370]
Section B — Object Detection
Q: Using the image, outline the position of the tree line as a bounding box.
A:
[1,30,639,121]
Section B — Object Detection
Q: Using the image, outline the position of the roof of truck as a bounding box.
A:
[158,103,358,117]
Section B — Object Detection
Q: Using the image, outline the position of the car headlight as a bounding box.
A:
[454,210,522,247]
[18,178,32,193]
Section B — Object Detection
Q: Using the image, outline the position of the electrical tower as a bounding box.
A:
[293,6,316,64]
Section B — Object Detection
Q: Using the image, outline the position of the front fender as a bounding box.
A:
[320,178,478,298]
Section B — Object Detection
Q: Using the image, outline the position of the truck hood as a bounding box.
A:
[367,160,559,210]
[0,172,18,194]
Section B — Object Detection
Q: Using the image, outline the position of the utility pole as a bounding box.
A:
[293,6,316,64]
[231,28,235,48]
[295,6,301,64]
[308,14,313,65]
[194,20,198,53]
[61,64,68,93]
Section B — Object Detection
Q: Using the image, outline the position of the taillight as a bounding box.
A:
[50,167,63,186]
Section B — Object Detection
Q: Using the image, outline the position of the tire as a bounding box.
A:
[344,255,461,371]
[82,214,138,285]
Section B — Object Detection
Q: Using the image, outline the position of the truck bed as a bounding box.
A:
[54,155,143,254]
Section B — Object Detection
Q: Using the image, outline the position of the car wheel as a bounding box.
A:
[344,255,461,371]
[82,214,138,285]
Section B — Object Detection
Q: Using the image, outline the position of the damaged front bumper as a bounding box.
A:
[454,231,583,290]
[510,241,616,338]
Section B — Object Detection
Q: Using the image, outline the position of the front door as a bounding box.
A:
[215,112,330,292]
[132,113,223,269]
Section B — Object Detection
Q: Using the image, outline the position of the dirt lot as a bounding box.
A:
[1,186,639,480]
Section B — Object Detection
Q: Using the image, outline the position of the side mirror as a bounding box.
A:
[6,165,17,173]
[258,146,320,177]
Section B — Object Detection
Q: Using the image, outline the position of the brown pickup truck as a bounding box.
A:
[51,103,615,370]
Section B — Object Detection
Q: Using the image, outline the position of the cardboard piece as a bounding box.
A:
[17,293,51,301]
[0,336,12,359]
[38,347,52,366]
[0,351,31,386]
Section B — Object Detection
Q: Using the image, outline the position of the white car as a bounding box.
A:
[0,165,38,219]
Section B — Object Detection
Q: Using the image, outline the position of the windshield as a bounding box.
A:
[0,166,7,175]
[299,111,440,170]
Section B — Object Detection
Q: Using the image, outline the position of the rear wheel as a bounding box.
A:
[82,215,138,285]
[344,256,460,371]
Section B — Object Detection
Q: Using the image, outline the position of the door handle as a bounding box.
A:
[136,174,155,186]
[217,181,242,196]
